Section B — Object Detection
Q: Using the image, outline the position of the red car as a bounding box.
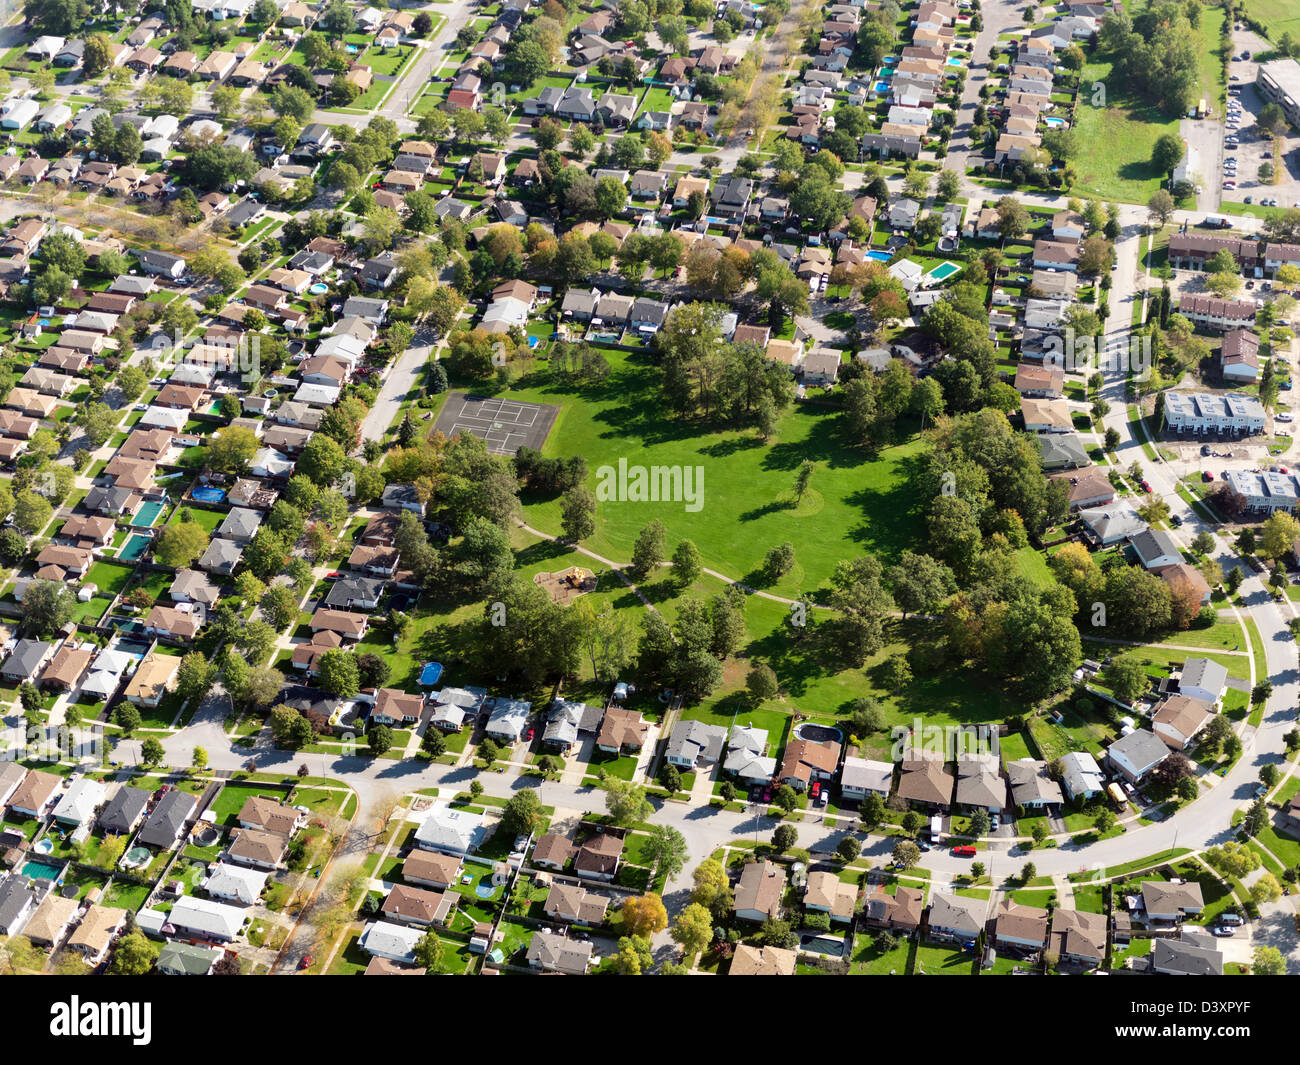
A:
[761,786,773,803]
[1202,470,1215,482]
[298,955,312,970]
[523,727,535,741]
[810,782,821,799]
[951,845,977,858]
[1140,480,1151,492]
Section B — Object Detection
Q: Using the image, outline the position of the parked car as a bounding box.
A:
[1202,470,1215,482]
[1171,514,1183,527]
[1220,913,1244,926]
[1211,926,1236,937]
[1140,479,1152,492]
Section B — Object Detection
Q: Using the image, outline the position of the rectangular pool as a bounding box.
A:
[926,262,961,282]
[21,860,60,881]
[119,534,151,561]
[131,500,165,527]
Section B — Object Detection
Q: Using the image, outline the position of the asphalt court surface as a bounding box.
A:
[432,392,559,456]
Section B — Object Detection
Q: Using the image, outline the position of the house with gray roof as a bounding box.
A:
[484,697,531,743]
[98,785,150,835]
[839,757,892,801]
[1131,528,1182,570]
[0,877,40,936]
[156,941,222,975]
[723,725,776,784]
[199,537,243,576]
[1106,729,1169,785]
[1150,933,1223,975]
[1,640,53,683]
[1059,750,1104,800]
[955,757,1007,812]
[217,507,263,543]
[414,803,486,855]
[927,890,985,943]
[665,720,727,768]
[1006,759,1063,809]
[1178,657,1228,706]
[542,698,604,750]
[137,788,197,848]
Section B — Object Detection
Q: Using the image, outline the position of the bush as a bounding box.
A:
[803,911,831,932]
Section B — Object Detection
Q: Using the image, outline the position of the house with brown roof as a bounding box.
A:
[123,652,180,709]
[309,608,369,641]
[544,882,609,925]
[574,832,623,881]
[803,871,857,923]
[228,828,288,870]
[861,884,925,932]
[238,796,305,838]
[1049,466,1116,511]
[8,769,60,817]
[402,850,463,890]
[1048,907,1107,967]
[531,832,576,871]
[382,884,454,927]
[993,897,1049,953]
[66,904,126,965]
[735,859,785,922]
[896,759,955,808]
[1151,694,1215,751]
[729,943,797,975]
[371,688,424,727]
[778,737,841,792]
[596,707,649,753]
[39,644,93,692]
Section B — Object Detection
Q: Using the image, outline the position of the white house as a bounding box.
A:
[1178,657,1228,707]
[1106,729,1169,784]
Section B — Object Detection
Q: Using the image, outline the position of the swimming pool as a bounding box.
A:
[309,283,328,295]
[794,722,844,744]
[865,250,892,262]
[192,487,226,504]
[21,860,60,881]
[926,261,961,283]
[1043,117,1067,128]
[119,534,151,561]
[33,837,53,855]
[474,879,497,899]
[131,500,164,527]
[946,56,964,66]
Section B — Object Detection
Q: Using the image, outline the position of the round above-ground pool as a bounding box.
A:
[309,283,328,295]
[194,826,220,848]
[474,879,496,899]
[122,846,150,870]
[794,722,844,745]
[33,837,53,855]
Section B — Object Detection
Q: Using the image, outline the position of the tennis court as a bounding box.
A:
[431,393,558,456]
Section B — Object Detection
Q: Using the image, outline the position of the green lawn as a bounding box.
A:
[503,348,927,592]
[1244,0,1300,45]
[1072,58,1181,205]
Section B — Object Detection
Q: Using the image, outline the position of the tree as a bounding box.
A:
[1252,872,1284,904]
[107,932,156,976]
[1147,189,1176,226]
[1253,945,1287,975]
[1103,654,1148,704]
[316,649,360,698]
[298,433,348,486]
[413,930,444,971]
[1261,511,1300,561]
[772,823,798,853]
[606,780,653,826]
[208,426,259,475]
[140,737,165,767]
[176,653,216,704]
[1152,132,1184,175]
[892,840,921,869]
[746,663,778,702]
[968,808,991,837]
[560,485,597,542]
[13,491,52,535]
[772,784,797,814]
[155,520,210,568]
[622,893,669,938]
[670,902,713,961]
[631,519,667,578]
[367,725,394,756]
[672,539,702,586]
[643,825,688,880]
[500,789,544,837]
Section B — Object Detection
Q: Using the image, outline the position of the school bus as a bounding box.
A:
[1107,782,1128,808]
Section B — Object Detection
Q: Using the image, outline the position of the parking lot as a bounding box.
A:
[1219,25,1300,210]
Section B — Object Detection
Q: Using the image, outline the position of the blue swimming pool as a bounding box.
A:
[419,662,444,687]
[119,533,151,561]
[21,860,60,881]
[865,250,892,262]
[873,81,889,94]
[1043,117,1067,128]
[946,57,964,67]
[926,261,962,282]
[191,487,226,504]
[131,500,164,527]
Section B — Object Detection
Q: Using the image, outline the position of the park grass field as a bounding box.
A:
[507,349,926,594]
[1073,59,1180,205]
[1246,0,1300,46]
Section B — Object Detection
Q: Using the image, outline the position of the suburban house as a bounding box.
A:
[778,737,841,792]
[992,898,1049,954]
[734,860,785,923]
[1152,694,1215,751]
[926,891,985,943]
[803,871,858,923]
[1106,729,1169,784]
